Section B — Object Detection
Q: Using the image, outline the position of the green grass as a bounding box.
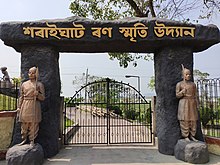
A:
[0,94,17,111]
[203,128,220,138]
[65,118,74,127]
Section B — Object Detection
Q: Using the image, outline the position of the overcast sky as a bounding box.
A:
[0,0,219,97]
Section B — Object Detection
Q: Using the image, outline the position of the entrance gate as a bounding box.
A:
[64,78,153,145]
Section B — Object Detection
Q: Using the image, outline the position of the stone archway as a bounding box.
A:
[0,16,219,157]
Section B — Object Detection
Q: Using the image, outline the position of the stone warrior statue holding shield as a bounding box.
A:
[17,67,45,146]
[176,65,199,142]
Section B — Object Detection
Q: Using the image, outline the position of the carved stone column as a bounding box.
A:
[20,45,61,158]
[154,46,203,155]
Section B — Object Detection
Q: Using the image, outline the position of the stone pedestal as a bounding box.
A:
[6,143,44,165]
[174,139,209,164]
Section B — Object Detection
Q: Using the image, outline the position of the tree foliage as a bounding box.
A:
[69,0,220,67]
[72,71,101,88]
[70,0,219,21]
[147,69,210,91]
[147,76,155,91]
[193,69,210,81]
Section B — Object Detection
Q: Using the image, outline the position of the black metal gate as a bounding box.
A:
[197,78,220,138]
[64,78,153,145]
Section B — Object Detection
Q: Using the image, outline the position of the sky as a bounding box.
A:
[0,0,219,97]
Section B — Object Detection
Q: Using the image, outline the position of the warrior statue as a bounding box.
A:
[17,66,45,146]
[176,65,199,142]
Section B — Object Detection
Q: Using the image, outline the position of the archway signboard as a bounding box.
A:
[0,17,218,53]
[0,16,219,157]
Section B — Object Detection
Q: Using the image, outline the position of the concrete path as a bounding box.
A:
[1,145,220,165]
[42,145,220,165]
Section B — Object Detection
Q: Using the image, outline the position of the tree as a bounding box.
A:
[72,70,101,89]
[147,69,210,91]
[193,69,210,81]
[147,76,155,91]
[69,0,220,67]
[70,0,219,21]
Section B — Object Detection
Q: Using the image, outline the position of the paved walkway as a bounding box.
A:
[1,143,220,165]
[42,145,220,165]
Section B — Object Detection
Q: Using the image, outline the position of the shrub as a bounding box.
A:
[109,105,122,116]
[124,109,138,120]
[199,106,215,127]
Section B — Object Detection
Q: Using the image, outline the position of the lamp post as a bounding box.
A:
[125,75,140,93]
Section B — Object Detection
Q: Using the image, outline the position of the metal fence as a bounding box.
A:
[197,78,220,138]
[0,78,19,111]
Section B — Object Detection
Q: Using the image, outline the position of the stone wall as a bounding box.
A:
[205,136,220,156]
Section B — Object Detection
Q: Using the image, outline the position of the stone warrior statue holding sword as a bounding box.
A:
[17,66,45,146]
